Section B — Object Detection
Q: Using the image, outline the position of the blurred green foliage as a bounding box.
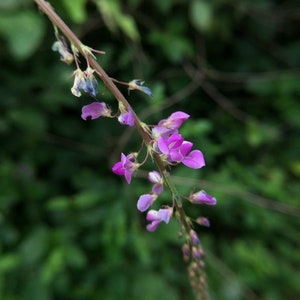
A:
[0,0,300,299]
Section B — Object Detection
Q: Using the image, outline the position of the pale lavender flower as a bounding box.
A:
[71,69,86,97]
[146,207,173,232]
[137,193,157,212]
[148,171,164,195]
[84,67,98,97]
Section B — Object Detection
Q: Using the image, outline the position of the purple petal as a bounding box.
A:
[166,111,190,129]
[137,194,156,212]
[146,210,159,221]
[124,170,133,184]
[81,102,108,120]
[148,171,162,184]
[168,133,184,150]
[191,190,216,205]
[157,136,170,154]
[152,183,163,195]
[146,220,160,232]
[112,161,124,176]
[179,141,193,156]
[182,150,205,169]
[157,208,172,223]
[118,110,135,127]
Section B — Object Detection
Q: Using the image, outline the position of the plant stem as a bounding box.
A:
[34,0,193,236]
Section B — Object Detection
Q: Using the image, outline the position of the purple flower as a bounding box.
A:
[157,133,184,157]
[118,109,135,127]
[189,190,217,205]
[148,171,164,195]
[137,193,157,212]
[146,207,173,232]
[112,153,140,184]
[157,111,190,130]
[81,102,111,120]
[151,111,190,141]
[178,142,205,169]
[157,134,205,169]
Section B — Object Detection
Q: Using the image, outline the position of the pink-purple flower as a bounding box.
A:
[146,207,173,232]
[157,111,190,130]
[189,190,217,205]
[151,111,189,140]
[157,133,205,169]
[112,153,140,184]
[81,102,111,120]
[118,109,135,127]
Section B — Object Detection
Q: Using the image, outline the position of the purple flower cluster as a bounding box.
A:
[110,111,216,231]
[152,112,205,169]
[51,36,216,235]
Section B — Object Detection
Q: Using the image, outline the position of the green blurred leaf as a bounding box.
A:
[61,0,87,24]
[190,0,213,32]
[0,10,45,59]
[95,0,139,40]
[0,254,20,273]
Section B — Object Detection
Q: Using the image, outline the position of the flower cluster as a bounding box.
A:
[152,112,205,169]
[42,6,217,298]
[111,111,216,231]
[182,229,207,296]
[71,67,98,98]
[51,38,216,234]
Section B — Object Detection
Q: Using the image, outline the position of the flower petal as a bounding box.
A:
[137,194,156,212]
[182,150,205,169]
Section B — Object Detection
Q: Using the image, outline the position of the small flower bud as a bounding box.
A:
[190,230,200,245]
[195,217,210,227]
[192,246,202,260]
[189,190,217,205]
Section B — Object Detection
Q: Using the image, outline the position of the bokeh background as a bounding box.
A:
[0,0,300,299]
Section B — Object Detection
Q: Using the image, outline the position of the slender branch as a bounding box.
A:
[34,1,209,298]
[33,0,189,213]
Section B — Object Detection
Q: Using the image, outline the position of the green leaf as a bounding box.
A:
[190,0,213,32]
[95,0,139,41]
[0,10,45,59]
[61,0,87,24]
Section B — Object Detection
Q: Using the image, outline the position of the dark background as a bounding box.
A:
[0,0,299,299]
